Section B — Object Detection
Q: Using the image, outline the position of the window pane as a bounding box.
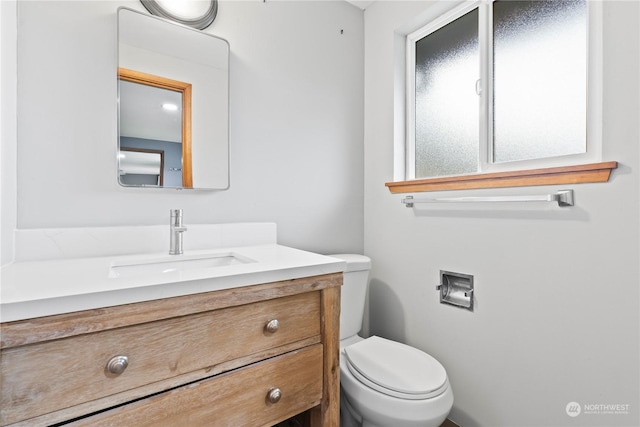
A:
[493,0,587,163]
[415,8,479,178]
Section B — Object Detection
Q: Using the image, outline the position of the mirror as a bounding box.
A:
[117,7,229,190]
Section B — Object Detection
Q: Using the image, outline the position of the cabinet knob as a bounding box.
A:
[265,319,279,333]
[267,387,282,404]
[106,355,129,375]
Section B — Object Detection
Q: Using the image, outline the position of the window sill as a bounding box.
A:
[385,161,618,194]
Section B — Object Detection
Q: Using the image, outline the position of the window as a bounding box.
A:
[412,6,480,179]
[491,0,587,165]
[387,0,616,193]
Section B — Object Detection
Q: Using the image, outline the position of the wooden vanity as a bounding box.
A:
[0,273,341,426]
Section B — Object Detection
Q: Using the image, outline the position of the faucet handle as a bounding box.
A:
[170,209,184,227]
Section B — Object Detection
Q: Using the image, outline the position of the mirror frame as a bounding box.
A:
[140,0,218,30]
[118,68,193,188]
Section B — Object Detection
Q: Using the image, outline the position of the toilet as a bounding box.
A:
[330,254,453,427]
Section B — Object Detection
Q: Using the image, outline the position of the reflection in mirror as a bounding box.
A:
[119,148,164,187]
[117,7,230,190]
[119,68,192,187]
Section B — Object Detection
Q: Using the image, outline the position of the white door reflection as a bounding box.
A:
[119,76,186,187]
[119,148,164,187]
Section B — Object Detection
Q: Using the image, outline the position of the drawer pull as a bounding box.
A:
[265,319,279,333]
[106,355,129,375]
[267,387,282,404]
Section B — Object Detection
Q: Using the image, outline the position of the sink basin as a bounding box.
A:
[109,252,255,278]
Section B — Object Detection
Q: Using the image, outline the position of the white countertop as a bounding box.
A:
[0,244,346,323]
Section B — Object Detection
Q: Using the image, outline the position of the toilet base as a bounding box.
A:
[340,389,362,427]
[342,389,449,427]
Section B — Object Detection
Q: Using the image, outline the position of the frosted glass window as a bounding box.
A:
[414,9,479,178]
[492,0,587,163]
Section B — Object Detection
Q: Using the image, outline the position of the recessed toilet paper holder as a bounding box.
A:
[437,271,474,311]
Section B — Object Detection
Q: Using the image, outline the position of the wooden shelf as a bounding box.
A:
[385,161,618,194]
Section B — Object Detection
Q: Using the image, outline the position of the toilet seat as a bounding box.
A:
[344,336,448,400]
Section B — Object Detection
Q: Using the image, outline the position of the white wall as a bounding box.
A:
[1,0,17,266]
[3,0,364,260]
[364,1,639,426]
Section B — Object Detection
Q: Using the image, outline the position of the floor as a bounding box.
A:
[273,417,460,427]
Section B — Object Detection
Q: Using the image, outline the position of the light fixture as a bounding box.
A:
[140,0,218,30]
[162,103,179,111]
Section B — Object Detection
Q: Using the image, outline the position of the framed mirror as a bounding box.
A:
[117,7,229,190]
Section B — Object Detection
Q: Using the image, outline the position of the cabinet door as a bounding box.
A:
[70,345,324,427]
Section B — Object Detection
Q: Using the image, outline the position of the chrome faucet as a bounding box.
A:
[169,209,187,255]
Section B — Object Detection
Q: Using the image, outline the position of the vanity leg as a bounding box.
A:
[310,284,341,427]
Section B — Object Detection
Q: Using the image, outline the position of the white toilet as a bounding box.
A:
[330,254,454,427]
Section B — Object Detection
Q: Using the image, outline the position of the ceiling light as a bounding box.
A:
[162,103,179,111]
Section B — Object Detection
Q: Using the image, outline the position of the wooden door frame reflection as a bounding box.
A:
[119,68,193,188]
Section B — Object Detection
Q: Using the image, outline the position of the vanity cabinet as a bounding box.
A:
[0,273,341,427]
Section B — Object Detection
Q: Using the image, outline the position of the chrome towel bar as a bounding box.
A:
[401,189,574,208]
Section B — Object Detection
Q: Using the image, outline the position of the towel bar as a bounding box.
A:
[401,190,574,208]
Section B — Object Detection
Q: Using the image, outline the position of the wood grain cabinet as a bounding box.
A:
[0,273,342,427]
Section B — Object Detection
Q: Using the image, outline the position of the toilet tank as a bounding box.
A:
[329,254,371,341]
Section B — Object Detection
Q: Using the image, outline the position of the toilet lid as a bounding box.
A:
[344,336,448,400]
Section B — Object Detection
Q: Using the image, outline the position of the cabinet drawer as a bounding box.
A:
[70,344,324,427]
[1,292,320,425]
